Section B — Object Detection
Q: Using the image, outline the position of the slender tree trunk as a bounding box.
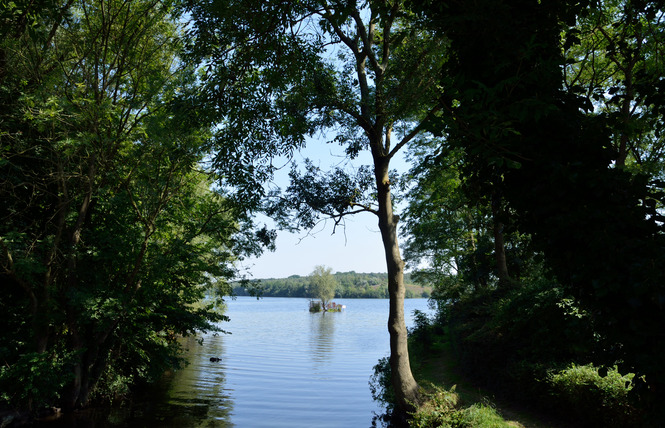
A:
[616,65,635,168]
[491,191,511,288]
[63,156,98,409]
[373,155,420,414]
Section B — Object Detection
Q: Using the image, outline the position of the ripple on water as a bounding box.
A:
[36,297,431,428]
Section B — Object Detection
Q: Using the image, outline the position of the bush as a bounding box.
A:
[409,309,434,347]
[410,385,514,428]
[547,364,638,427]
[309,301,322,312]
[409,385,459,428]
[0,350,75,411]
[456,403,516,428]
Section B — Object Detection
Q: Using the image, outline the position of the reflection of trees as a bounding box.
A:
[162,334,233,426]
[115,335,233,427]
[309,313,336,368]
[47,335,234,427]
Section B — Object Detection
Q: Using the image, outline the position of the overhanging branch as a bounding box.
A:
[389,103,443,159]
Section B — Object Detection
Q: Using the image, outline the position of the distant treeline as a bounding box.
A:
[234,272,431,299]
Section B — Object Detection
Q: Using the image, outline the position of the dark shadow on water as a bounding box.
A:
[370,410,410,428]
[35,336,233,428]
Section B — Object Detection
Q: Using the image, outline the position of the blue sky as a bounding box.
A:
[239,135,412,279]
[242,212,387,279]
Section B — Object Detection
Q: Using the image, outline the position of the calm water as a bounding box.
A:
[44,297,431,427]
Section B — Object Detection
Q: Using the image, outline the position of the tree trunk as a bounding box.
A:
[491,191,511,288]
[373,155,420,414]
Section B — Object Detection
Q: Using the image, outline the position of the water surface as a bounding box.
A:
[44,297,431,427]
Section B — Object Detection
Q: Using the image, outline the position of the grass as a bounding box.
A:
[408,333,566,428]
[410,383,522,428]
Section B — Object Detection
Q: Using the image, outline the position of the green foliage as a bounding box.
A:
[564,0,665,173]
[410,274,642,425]
[308,265,337,309]
[372,353,515,428]
[411,388,513,428]
[234,272,429,299]
[308,301,322,313]
[547,364,637,427]
[443,277,597,391]
[0,349,75,410]
[404,145,540,298]
[185,0,448,411]
[0,0,269,412]
[411,0,665,419]
[408,309,443,353]
[453,403,516,428]
[409,385,460,428]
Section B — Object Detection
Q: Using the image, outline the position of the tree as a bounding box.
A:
[309,265,337,310]
[0,0,268,411]
[403,145,537,301]
[185,0,447,413]
[564,0,665,173]
[416,0,665,416]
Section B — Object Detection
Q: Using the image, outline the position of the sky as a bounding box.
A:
[241,212,388,279]
[227,18,420,280]
[238,136,413,280]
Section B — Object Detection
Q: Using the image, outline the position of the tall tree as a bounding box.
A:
[185,0,447,413]
[403,146,532,299]
[565,0,665,173]
[417,0,665,416]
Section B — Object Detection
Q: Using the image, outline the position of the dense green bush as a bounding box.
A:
[409,385,459,428]
[446,277,598,396]
[547,364,638,427]
[413,274,640,425]
[410,385,514,428]
[0,350,75,410]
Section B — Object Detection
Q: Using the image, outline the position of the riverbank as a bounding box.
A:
[233,271,432,299]
[15,297,431,427]
[408,333,571,428]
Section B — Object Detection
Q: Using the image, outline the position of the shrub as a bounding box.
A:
[547,364,638,427]
[309,301,322,312]
[0,350,75,411]
[410,385,514,428]
[409,385,459,428]
[456,403,516,428]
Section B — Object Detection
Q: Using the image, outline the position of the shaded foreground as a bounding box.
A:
[15,298,431,427]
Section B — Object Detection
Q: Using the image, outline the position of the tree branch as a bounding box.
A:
[389,103,443,159]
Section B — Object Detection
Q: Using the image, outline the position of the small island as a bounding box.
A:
[307,265,345,312]
[309,301,345,312]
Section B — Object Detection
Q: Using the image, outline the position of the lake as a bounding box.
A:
[41,297,431,427]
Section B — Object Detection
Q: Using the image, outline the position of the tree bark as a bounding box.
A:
[373,155,420,414]
[491,191,511,288]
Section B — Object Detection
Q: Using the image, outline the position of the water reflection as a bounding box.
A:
[309,311,336,367]
[36,336,233,428]
[36,298,432,428]
[161,335,233,426]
